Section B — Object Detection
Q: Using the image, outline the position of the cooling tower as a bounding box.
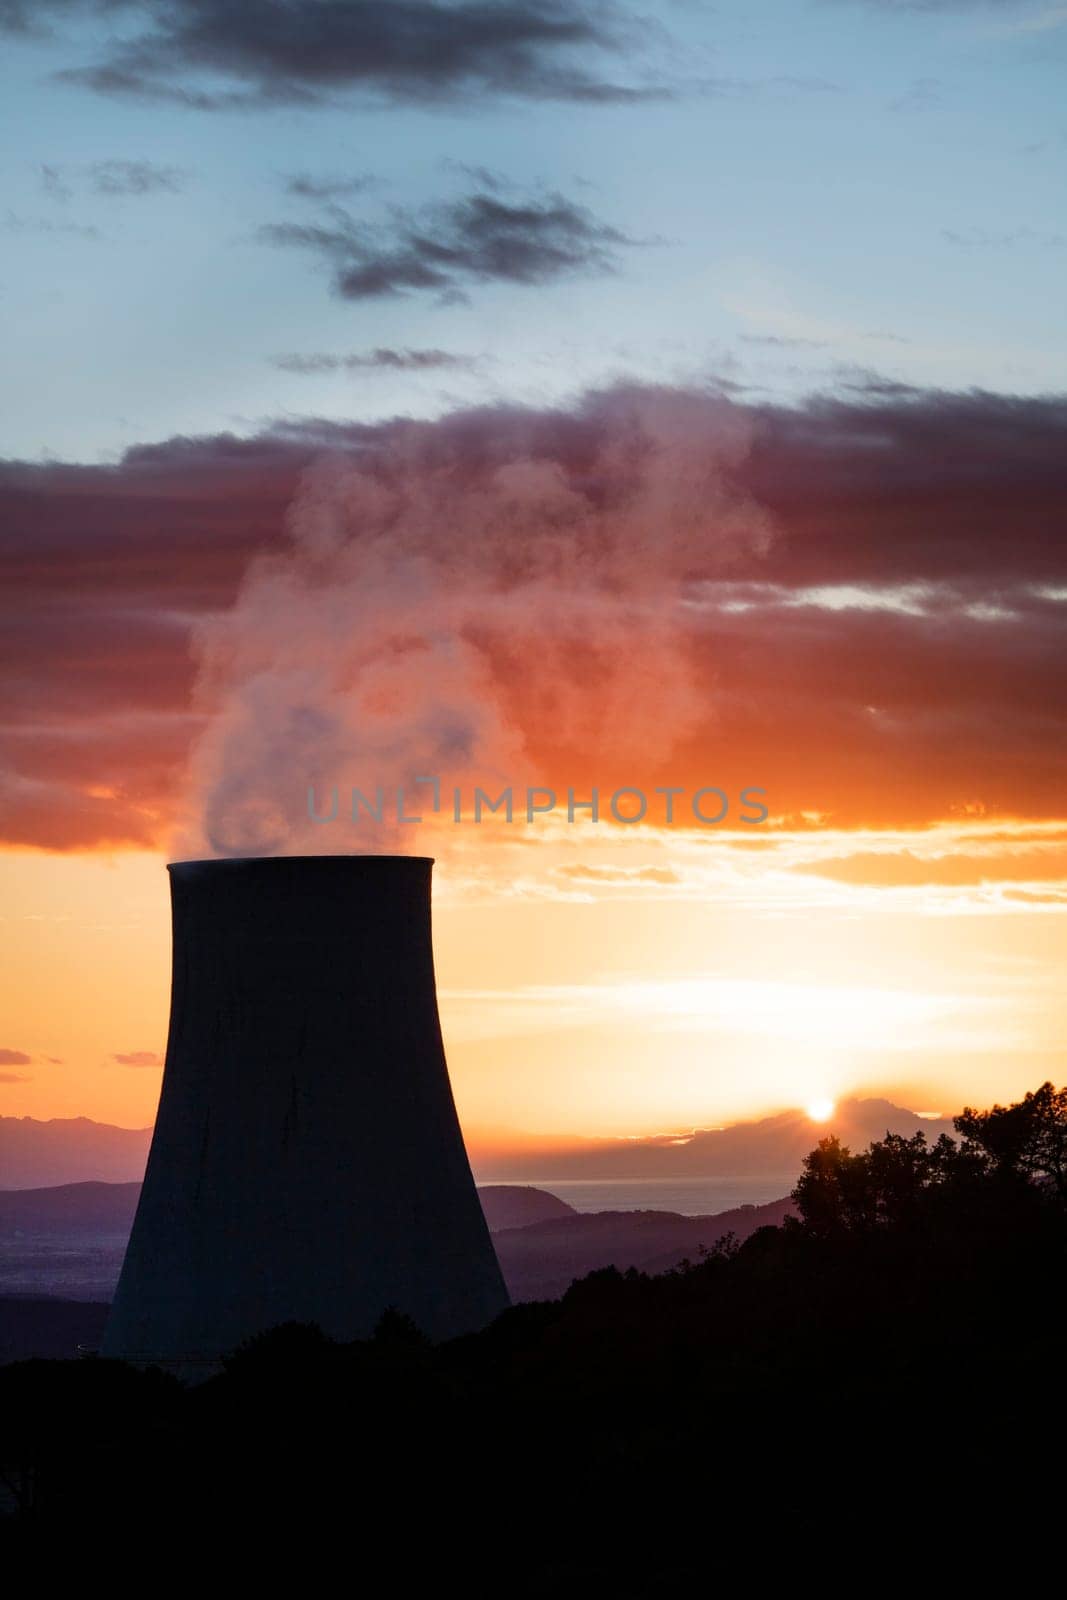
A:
[102,855,509,1372]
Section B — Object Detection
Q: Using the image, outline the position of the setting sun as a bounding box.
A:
[807,1098,836,1123]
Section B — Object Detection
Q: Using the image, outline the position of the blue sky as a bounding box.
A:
[1,0,1064,462]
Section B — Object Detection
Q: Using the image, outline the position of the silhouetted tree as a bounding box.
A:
[956,1080,1067,1196]
[789,1133,882,1233]
[223,1319,333,1375]
[372,1307,430,1350]
[791,1083,1067,1234]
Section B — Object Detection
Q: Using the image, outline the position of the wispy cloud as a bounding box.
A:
[556,863,681,885]
[283,172,376,201]
[271,347,477,374]
[4,211,100,238]
[943,225,1066,248]
[439,974,1009,1052]
[39,158,186,198]
[90,159,185,195]
[790,845,1067,889]
[977,3,1067,39]
[259,187,637,301]
[889,76,942,113]
[739,333,829,349]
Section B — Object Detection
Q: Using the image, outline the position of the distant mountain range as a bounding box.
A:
[0,1096,961,1362]
[469,1097,957,1181]
[0,1177,793,1348]
[491,1196,795,1302]
[0,1097,955,1191]
[0,1179,575,1238]
[0,1116,152,1189]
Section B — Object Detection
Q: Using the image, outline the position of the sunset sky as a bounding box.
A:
[1,1,1065,1153]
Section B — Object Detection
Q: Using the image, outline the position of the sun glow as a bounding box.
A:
[807,1097,836,1122]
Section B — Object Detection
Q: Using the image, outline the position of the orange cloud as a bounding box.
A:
[791,847,1067,888]
[2,385,1065,851]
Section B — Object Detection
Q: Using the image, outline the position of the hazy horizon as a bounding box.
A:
[1,1091,963,1194]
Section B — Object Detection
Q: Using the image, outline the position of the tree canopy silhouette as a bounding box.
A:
[956,1080,1067,1195]
[791,1079,1067,1234]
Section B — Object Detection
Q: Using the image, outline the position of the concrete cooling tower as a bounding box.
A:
[102,855,509,1373]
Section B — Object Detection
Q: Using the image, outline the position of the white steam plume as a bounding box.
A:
[174,387,774,858]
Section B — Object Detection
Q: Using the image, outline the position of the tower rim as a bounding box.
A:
[168,854,435,870]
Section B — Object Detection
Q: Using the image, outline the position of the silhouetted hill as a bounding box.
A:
[0,1179,572,1237]
[0,1181,142,1234]
[0,1117,151,1188]
[0,1195,793,1359]
[492,1196,795,1301]
[477,1185,576,1230]
[0,1181,793,1336]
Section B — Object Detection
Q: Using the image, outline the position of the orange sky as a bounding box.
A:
[2,384,1066,1146]
[3,813,1065,1144]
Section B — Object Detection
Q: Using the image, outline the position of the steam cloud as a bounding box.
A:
[178,388,776,857]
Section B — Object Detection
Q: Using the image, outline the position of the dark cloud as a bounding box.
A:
[0,433,304,848]
[0,1049,33,1065]
[739,385,1067,590]
[284,172,375,201]
[271,347,476,373]
[438,160,510,192]
[11,1,664,109]
[1,383,1065,848]
[259,188,635,299]
[113,1050,162,1066]
[0,0,84,34]
[844,2,1030,10]
[0,1073,30,1084]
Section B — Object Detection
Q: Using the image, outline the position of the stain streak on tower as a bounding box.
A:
[103,855,508,1370]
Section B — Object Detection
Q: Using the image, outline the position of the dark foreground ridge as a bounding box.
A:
[2,1082,1065,1585]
